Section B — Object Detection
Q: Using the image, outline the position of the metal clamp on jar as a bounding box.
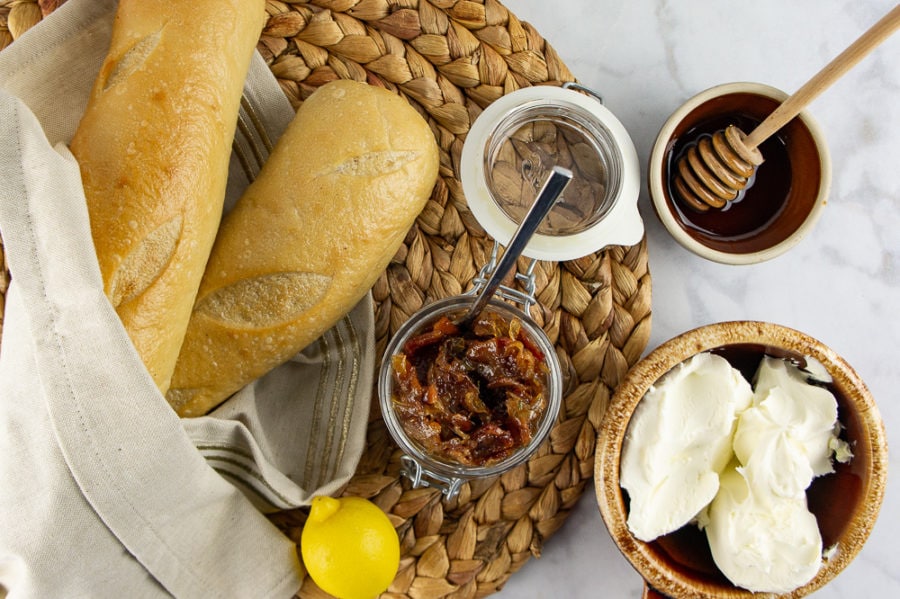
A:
[379,84,642,499]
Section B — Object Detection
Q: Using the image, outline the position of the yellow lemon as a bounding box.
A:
[301,496,400,599]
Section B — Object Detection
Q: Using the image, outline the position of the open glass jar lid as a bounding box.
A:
[461,83,643,261]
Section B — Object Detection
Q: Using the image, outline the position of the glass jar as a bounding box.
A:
[461,82,642,262]
[378,295,562,499]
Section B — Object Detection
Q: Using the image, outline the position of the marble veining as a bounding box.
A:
[499,1,900,596]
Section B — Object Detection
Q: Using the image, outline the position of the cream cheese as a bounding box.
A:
[620,352,752,542]
[620,351,853,593]
[704,465,822,593]
[734,357,852,499]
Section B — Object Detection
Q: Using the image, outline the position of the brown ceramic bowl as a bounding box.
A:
[595,321,887,598]
[648,83,831,264]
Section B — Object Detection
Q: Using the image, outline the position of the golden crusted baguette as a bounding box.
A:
[70,0,266,393]
[168,80,439,416]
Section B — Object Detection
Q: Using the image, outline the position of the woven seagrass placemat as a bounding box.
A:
[1,1,652,596]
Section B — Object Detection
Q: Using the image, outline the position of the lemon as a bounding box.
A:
[301,496,400,599]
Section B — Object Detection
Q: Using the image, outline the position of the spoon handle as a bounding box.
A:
[744,4,900,150]
[458,166,573,329]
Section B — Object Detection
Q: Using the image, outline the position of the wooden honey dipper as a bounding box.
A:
[674,4,900,212]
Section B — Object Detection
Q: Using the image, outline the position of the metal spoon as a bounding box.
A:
[455,165,573,329]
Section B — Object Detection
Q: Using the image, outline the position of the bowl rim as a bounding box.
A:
[647,82,833,265]
[594,320,888,598]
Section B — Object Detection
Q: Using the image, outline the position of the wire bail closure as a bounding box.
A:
[468,240,539,313]
[400,455,465,499]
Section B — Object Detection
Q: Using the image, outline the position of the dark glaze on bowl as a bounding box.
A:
[595,322,887,598]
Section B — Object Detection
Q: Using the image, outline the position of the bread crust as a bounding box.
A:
[70,0,266,392]
[168,80,439,416]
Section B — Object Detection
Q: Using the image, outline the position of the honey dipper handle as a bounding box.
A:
[744,4,900,149]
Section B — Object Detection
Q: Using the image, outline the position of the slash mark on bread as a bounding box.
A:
[331,151,420,176]
[102,28,164,92]
[196,272,332,328]
[109,215,181,307]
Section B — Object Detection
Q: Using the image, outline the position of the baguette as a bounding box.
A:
[70,0,265,393]
[167,80,440,417]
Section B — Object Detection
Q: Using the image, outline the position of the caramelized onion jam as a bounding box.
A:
[389,311,550,467]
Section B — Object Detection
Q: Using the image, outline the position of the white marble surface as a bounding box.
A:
[497,1,900,597]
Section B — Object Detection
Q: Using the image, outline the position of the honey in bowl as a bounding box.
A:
[663,93,822,254]
[667,111,792,239]
[647,83,831,264]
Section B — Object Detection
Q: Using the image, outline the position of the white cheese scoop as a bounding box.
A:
[704,464,823,593]
[734,356,852,499]
[620,352,752,541]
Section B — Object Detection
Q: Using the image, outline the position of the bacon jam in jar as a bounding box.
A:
[379,296,562,496]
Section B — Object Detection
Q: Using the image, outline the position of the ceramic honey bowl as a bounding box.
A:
[595,321,887,598]
[648,82,832,265]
